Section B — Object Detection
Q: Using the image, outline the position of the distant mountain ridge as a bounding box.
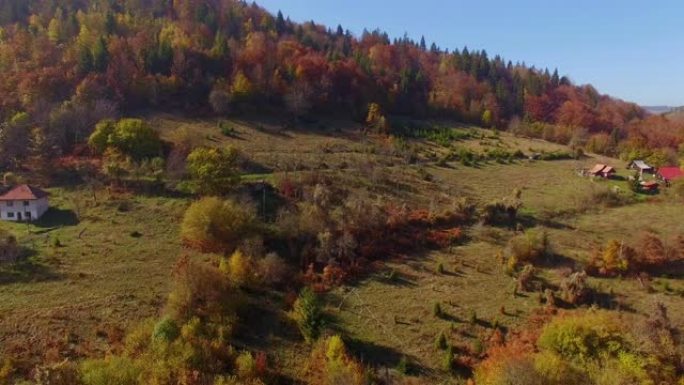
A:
[664,106,684,121]
[643,106,676,114]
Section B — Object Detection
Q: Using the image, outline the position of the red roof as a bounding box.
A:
[588,164,606,174]
[658,167,684,181]
[0,185,48,201]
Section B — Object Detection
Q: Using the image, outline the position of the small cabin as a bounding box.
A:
[656,166,684,185]
[0,185,49,222]
[628,160,655,175]
[588,164,616,178]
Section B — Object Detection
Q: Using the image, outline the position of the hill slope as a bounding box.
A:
[1,115,683,384]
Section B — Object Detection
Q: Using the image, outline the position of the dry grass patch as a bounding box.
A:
[330,243,543,381]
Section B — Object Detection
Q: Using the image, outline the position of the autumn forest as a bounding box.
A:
[1,0,684,170]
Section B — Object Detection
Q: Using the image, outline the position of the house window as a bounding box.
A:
[7,212,14,218]
[23,201,29,206]
[6,201,13,207]
[25,212,31,219]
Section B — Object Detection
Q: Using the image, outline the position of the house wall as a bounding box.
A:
[0,197,49,221]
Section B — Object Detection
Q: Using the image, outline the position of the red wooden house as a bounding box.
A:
[656,166,684,185]
[588,164,616,178]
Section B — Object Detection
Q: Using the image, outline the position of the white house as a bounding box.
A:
[0,184,49,222]
[628,160,655,175]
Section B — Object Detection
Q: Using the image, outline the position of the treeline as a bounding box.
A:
[2,0,682,170]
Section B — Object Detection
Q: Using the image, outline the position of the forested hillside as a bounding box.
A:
[1,0,683,171]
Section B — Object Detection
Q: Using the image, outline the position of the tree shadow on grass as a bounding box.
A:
[345,337,429,376]
[437,312,463,323]
[534,253,578,270]
[591,289,636,313]
[32,208,79,229]
[244,182,287,222]
[117,180,195,199]
[648,261,684,278]
[441,269,465,278]
[0,257,62,285]
[518,213,576,231]
[372,269,418,287]
[245,121,293,139]
[241,159,272,174]
[233,291,302,350]
[474,318,494,329]
[451,361,474,379]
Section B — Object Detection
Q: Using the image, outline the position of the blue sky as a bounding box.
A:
[256,0,684,106]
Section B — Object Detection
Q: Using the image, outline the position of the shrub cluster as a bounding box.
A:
[506,229,551,264]
[516,264,537,292]
[588,232,683,276]
[475,309,683,385]
[587,186,635,208]
[305,335,366,385]
[273,183,466,290]
[186,147,241,195]
[181,197,258,253]
[481,190,523,226]
[88,118,162,161]
[558,271,591,305]
[73,255,272,385]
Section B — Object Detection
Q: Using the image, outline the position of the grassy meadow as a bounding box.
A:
[0,189,197,360]
[1,115,683,383]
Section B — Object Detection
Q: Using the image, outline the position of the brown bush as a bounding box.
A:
[559,271,590,305]
[516,264,536,292]
[256,253,291,287]
[425,228,462,249]
[481,201,520,226]
[322,263,347,287]
[450,197,477,222]
[167,256,241,323]
[633,232,683,273]
[590,234,683,276]
[275,175,301,200]
[637,232,668,268]
[588,239,636,276]
[544,289,557,308]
